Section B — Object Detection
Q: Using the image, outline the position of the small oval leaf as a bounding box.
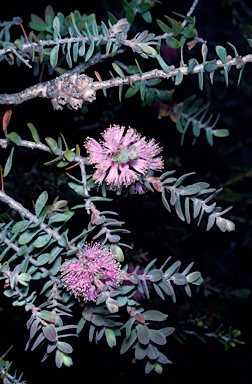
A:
[43,323,58,342]
[7,132,22,146]
[57,341,73,354]
[137,324,150,345]
[27,123,40,143]
[105,328,116,348]
[35,191,48,216]
[3,147,14,177]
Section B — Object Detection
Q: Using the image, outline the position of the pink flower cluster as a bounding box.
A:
[60,243,123,301]
[84,125,164,192]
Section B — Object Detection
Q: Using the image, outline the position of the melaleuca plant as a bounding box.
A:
[0,0,249,382]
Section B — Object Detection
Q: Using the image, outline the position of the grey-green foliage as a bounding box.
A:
[0,123,235,375]
[0,0,248,380]
[4,4,196,75]
[0,3,248,145]
[174,95,229,145]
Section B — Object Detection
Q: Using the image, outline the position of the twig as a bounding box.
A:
[0,54,251,107]
[0,232,20,252]
[79,161,90,197]
[0,45,32,68]
[0,190,62,242]
[0,138,89,165]
[0,17,22,27]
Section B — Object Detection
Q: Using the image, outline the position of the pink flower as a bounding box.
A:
[84,125,164,192]
[60,243,123,301]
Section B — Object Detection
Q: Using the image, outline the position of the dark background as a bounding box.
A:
[1,1,252,383]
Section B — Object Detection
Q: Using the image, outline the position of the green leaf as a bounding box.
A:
[68,182,86,196]
[159,327,175,337]
[206,129,213,145]
[141,11,152,23]
[204,59,217,72]
[172,273,187,285]
[156,54,170,73]
[139,43,157,57]
[166,36,181,49]
[55,350,73,368]
[12,220,30,234]
[43,323,57,342]
[143,310,168,322]
[18,229,41,245]
[145,88,155,105]
[38,310,55,322]
[135,342,148,360]
[56,160,69,168]
[40,279,54,294]
[164,260,181,277]
[154,362,163,374]
[45,137,58,153]
[187,58,199,74]
[226,41,239,57]
[118,84,123,103]
[198,70,204,90]
[172,22,183,37]
[247,38,252,48]
[105,328,117,348]
[149,269,163,282]
[107,12,118,25]
[7,132,22,146]
[212,129,229,137]
[121,0,135,24]
[222,65,229,87]
[33,253,50,265]
[112,62,125,77]
[34,234,52,248]
[85,40,94,62]
[27,123,40,143]
[140,81,145,101]
[53,16,61,39]
[174,69,183,85]
[145,360,155,374]
[124,82,140,98]
[164,15,177,26]
[137,3,151,13]
[215,45,227,64]
[149,329,166,345]
[66,42,72,68]
[120,329,137,354]
[182,26,196,38]
[50,45,59,68]
[147,344,159,359]
[186,271,201,283]
[51,255,62,275]
[48,211,74,225]
[29,14,47,31]
[3,147,14,177]
[35,191,48,216]
[137,324,149,345]
[63,150,76,162]
[45,5,55,26]
[57,341,73,354]
[156,19,171,33]
[73,42,79,62]
[79,40,85,56]
[48,246,63,263]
